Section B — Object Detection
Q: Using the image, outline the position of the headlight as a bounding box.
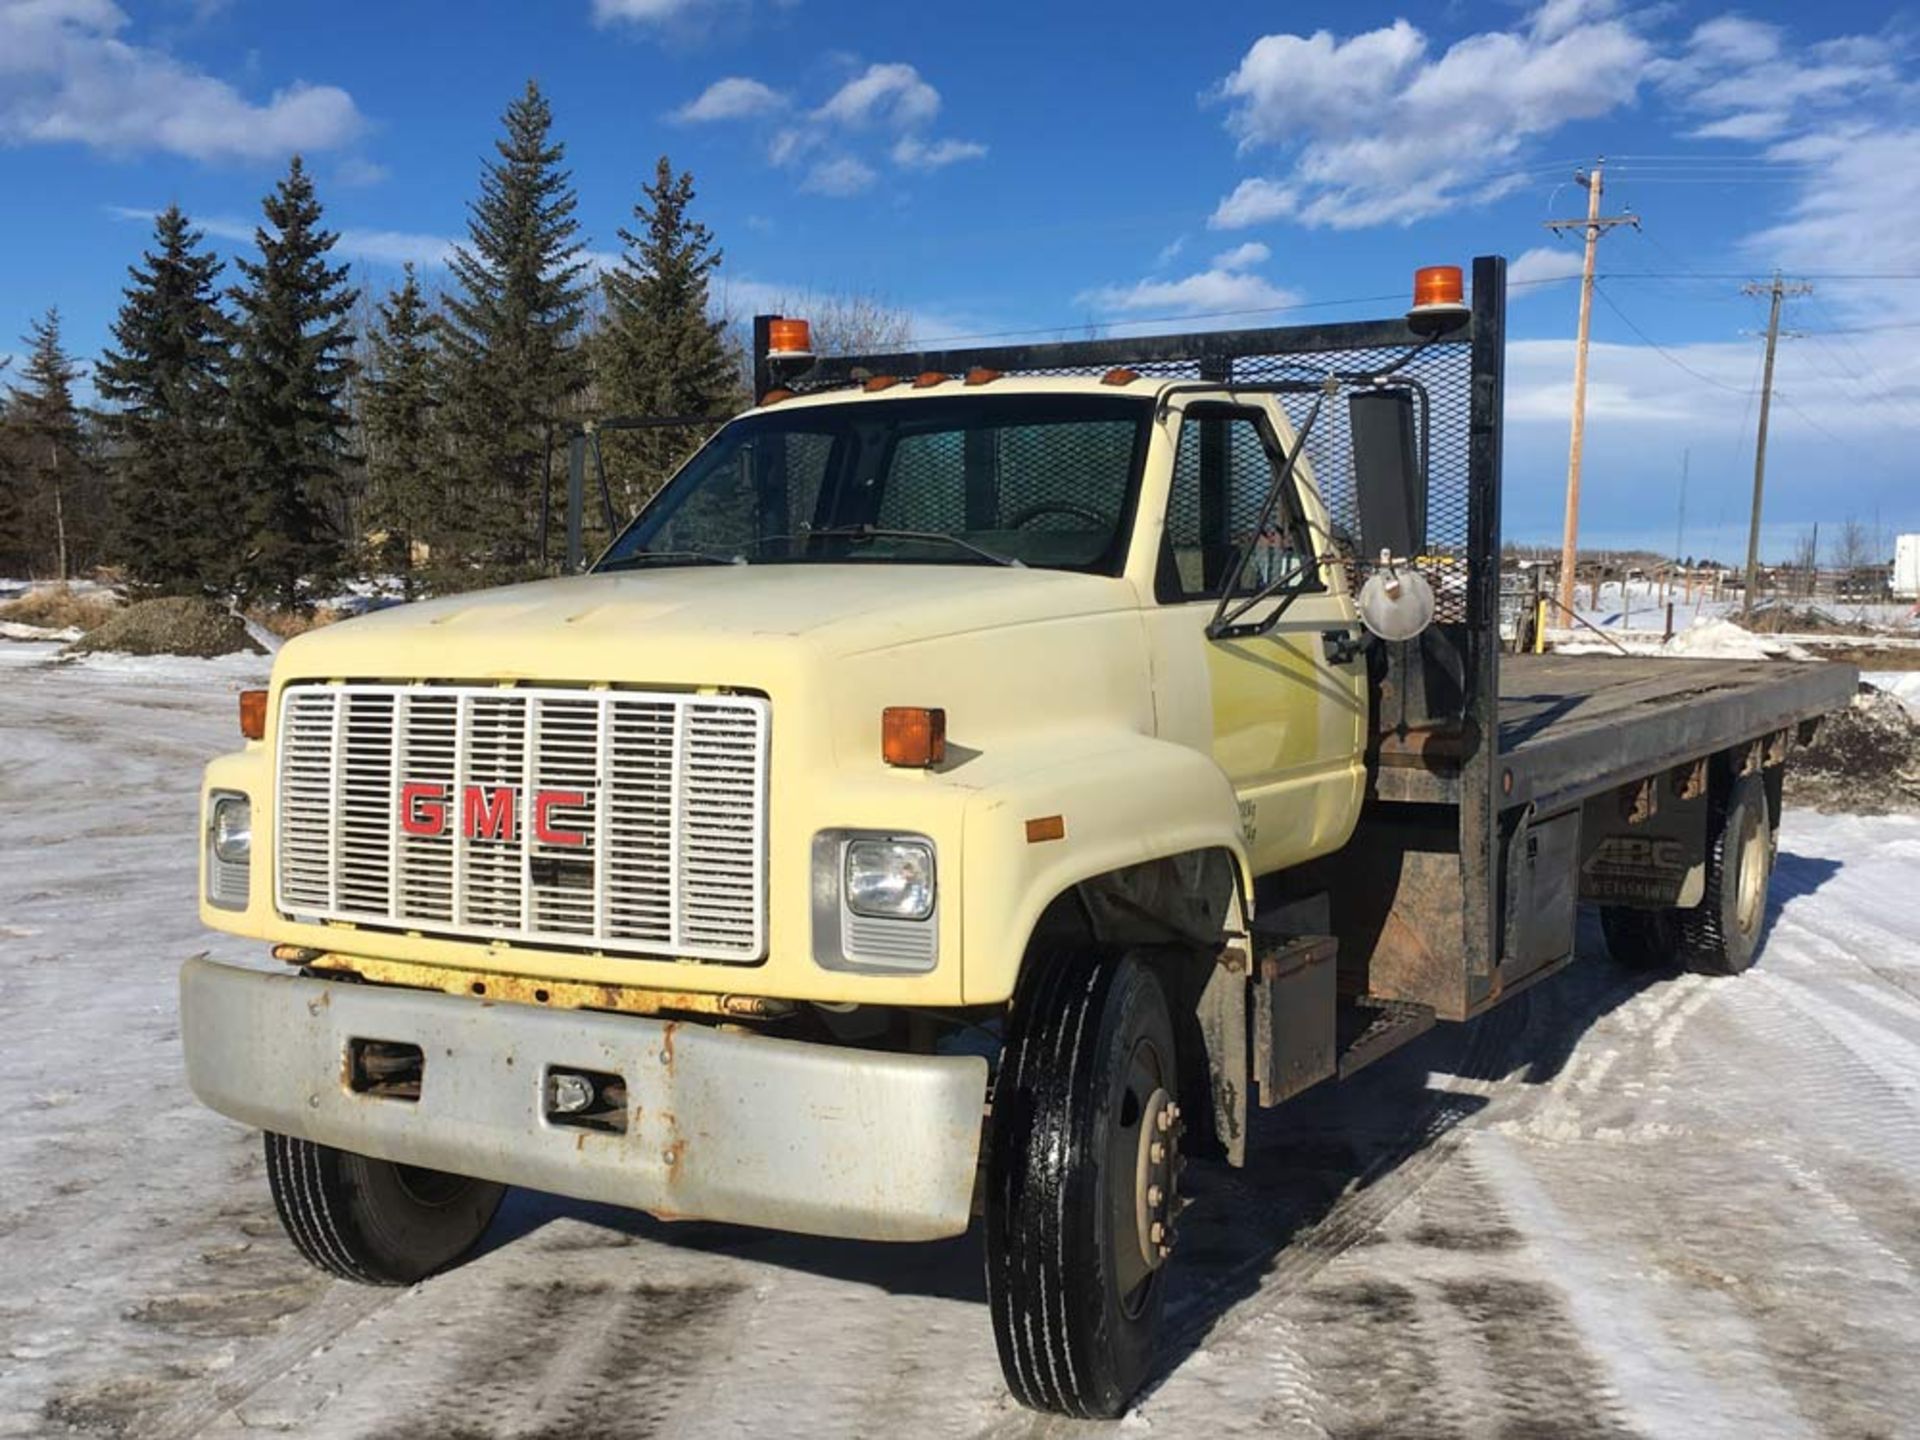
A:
[210,793,252,864]
[844,838,935,920]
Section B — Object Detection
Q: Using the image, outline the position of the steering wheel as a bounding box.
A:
[1007,499,1113,529]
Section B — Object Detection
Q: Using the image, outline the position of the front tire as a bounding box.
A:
[264,1132,505,1285]
[986,948,1183,1418]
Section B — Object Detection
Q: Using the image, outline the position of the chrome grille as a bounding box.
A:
[275,684,770,961]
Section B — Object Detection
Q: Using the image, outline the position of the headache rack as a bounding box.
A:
[752,255,1511,977]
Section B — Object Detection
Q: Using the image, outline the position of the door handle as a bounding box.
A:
[1321,629,1364,665]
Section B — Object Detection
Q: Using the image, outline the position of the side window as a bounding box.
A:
[1161,408,1318,603]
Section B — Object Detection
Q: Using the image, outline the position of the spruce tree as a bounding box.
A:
[363,265,441,597]
[597,155,737,512]
[5,310,94,580]
[228,156,359,609]
[440,81,589,578]
[95,205,236,595]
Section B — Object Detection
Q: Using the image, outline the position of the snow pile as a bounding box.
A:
[1553,617,1811,662]
[1662,618,1811,661]
[1788,683,1920,813]
[0,619,81,643]
[66,596,265,659]
[1866,671,1920,720]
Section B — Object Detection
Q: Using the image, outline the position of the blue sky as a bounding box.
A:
[2,0,1916,560]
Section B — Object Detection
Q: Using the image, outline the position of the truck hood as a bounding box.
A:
[273,564,1142,688]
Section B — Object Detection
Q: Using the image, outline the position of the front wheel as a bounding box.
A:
[264,1132,505,1285]
[986,948,1184,1418]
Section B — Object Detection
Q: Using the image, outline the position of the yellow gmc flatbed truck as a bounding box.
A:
[182,259,1856,1417]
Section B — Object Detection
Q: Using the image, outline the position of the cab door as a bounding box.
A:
[1140,397,1367,875]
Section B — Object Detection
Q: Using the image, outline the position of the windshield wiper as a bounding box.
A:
[753,525,1024,568]
[597,549,744,572]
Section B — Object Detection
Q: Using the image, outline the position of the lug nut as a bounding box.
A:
[1150,1221,1164,1244]
[1150,1142,1166,1165]
[1147,1184,1163,1208]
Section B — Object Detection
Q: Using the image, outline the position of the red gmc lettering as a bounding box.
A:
[534,789,588,847]
[461,785,518,843]
[397,783,586,844]
[400,782,448,837]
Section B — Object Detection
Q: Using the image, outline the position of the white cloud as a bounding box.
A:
[890,134,986,170]
[1210,241,1269,272]
[333,156,390,188]
[673,76,785,123]
[1207,3,1650,229]
[1656,19,1903,149]
[109,205,456,268]
[815,63,940,129]
[591,0,703,22]
[800,156,877,197]
[1209,178,1297,230]
[1687,110,1792,141]
[1080,265,1300,318]
[692,60,984,197]
[1507,246,1585,289]
[0,0,364,162]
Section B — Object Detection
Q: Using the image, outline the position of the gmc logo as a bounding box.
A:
[399,783,588,847]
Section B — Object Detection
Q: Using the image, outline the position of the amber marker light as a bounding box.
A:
[1025,815,1066,844]
[239,689,267,740]
[882,706,947,768]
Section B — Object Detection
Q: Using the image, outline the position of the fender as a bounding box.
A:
[957,733,1252,1005]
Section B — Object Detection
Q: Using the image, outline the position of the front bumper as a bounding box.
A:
[179,956,987,1242]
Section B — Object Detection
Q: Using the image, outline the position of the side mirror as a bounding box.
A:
[1348,389,1424,560]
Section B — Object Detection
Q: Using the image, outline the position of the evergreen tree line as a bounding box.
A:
[0,80,761,605]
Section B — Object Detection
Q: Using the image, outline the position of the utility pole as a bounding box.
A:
[1546,162,1638,618]
[1740,271,1812,619]
[1668,447,1688,606]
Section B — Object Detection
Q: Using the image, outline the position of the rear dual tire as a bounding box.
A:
[264,1132,504,1285]
[1601,771,1773,977]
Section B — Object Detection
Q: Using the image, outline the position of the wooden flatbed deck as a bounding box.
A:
[1376,654,1859,811]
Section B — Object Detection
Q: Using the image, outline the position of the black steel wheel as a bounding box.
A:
[1676,771,1773,976]
[986,947,1183,1418]
[1599,905,1681,971]
[264,1132,505,1285]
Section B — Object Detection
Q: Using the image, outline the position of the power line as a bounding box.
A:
[1589,281,1751,393]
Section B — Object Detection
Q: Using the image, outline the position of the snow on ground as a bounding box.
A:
[1868,671,1920,719]
[3,649,1919,1437]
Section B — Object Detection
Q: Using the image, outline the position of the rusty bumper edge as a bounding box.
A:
[179,956,987,1243]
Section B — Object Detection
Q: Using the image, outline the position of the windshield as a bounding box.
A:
[596,393,1153,574]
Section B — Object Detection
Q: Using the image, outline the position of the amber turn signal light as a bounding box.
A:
[882,706,946,768]
[239,689,267,740]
